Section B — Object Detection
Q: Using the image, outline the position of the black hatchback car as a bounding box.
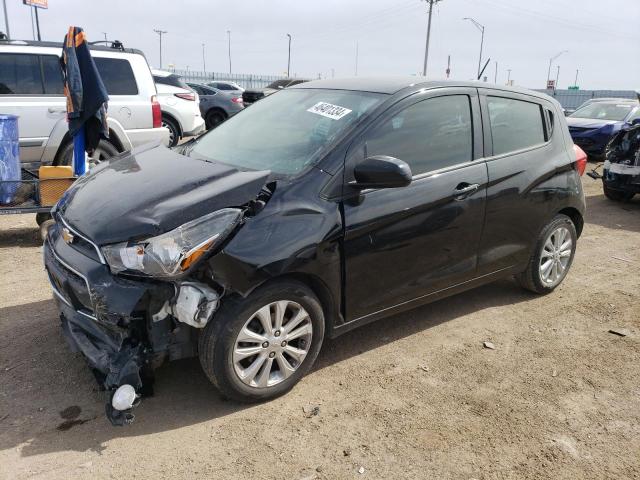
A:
[44,78,586,424]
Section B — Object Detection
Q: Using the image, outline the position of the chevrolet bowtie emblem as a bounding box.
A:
[62,227,75,244]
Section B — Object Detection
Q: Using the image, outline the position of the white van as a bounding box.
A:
[0,39,169,169]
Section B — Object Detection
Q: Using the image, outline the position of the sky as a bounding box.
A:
[2,0,639,90]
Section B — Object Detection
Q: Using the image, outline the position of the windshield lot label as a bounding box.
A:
[307,102,352,120]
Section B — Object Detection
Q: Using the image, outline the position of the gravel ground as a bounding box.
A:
[0,176,638,480]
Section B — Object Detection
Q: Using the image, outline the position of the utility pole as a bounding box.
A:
[446,54,451,78]
[202,43,206,72]
[507,69,512,84]
[422,0,442,77]
[555,65,560,90]
[286,33,291,77]
[1,0,9,39]
[33,6,41,41]
[102,32,108,42]
[355,41,359,76]
[574,69,579,87]
[153,29,167,69]
[226,30,232,74]
[546,50,567,87]
[463,17,485,78]
[494,60,498,83]
[331,68,335,78]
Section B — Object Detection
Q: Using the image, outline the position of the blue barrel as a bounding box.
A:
[0,114,20,204]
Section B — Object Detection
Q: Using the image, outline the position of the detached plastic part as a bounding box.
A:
[153,281,219,328]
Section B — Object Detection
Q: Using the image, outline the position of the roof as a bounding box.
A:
[292,76,554,99]
[0,38,145,56]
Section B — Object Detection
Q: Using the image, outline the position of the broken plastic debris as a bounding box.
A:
[483,341,496,350]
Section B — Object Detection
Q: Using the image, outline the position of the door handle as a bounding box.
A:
[48,107,66,114]
[453,183,480,200]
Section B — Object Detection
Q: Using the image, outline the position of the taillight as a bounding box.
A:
[175,92,196,101]
[151,95,162,128]
[232,96,243,104]
[573,144,588,176]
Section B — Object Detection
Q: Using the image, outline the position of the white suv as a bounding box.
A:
[0,39,169,168]
[152,70,205,146]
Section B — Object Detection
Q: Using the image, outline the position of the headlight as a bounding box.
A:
[102,208,242,277]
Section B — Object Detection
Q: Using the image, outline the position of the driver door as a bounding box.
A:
[342,87,488,322]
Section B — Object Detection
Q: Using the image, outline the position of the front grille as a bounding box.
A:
[45,238,94,312]
[55,213,104,264]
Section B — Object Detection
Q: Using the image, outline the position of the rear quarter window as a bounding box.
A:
[94,57,138,95]
[487,96,546,156]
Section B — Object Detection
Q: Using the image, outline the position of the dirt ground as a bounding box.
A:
[0,176,638,480]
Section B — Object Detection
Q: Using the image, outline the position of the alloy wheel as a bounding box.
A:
[233,300,313,388]
[539,226,572,287]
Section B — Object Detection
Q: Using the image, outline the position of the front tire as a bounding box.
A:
[205,109,227,130]
[199,280,325,402]
[516,214,577,294]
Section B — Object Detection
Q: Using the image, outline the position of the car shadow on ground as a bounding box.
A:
[0,225,42,248]
[0,278,535,458]
[584,188,640,234]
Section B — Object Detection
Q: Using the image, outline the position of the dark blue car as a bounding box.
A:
[567,99,639,159]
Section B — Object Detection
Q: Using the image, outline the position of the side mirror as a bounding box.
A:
[352,155,412,189]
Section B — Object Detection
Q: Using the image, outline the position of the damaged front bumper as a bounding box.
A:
[43,221,220,425]
[603,160,640,195]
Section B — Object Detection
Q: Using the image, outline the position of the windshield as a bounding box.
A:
[570,102,635,121]
[190,89,386,175]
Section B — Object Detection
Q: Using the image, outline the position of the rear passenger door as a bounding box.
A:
[0,52,66,165]
[477,89,567,275]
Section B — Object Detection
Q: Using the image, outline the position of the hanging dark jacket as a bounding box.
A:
[60,26,109,152]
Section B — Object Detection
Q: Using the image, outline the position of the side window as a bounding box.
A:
[94,57,138,95]
[41,55,64,95]
[0,53,43,94]
[487,96,546,155]
[218,83,232,90]
[364,95,473,176]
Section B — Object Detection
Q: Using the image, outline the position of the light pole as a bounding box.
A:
[202,43,206,72]
[1,0,10,39]
[153,29,167,69]
[286,33,291,77]
[355,41,359,76]
[422,0,442,77]
[463,17,484,78]
[574,69,579,87]
[546,50,567,88]
[555,65,560,90]
[102,32,107,42]
[507,69,512,84]
[494,60,498,83]
[226,30,232,74]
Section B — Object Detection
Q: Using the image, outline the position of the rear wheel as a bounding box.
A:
[603,182,634,202]
[162,116,180,147]
[206,109,227,130]
[198,280,325,402]
[54,139,119,166]
[516,214,577,294]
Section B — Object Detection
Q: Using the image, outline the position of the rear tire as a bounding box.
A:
[54,139,119,166]
[603,182,634,202]
[198,280,325,402]
[205,109,227,130]
[516,214,577,295]
[162,116,180,147]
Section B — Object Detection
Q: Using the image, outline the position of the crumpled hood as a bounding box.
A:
[566,117,620,129]
[57,143,270,245]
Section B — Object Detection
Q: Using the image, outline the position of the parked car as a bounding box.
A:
[187,83,244,129]
[44,78,586,424]
[601,121,640,201]
[242,78,308,106]
[566,99,640,160]
[152,70,205,146]
[205,80,244,94]
[0,39,169,169]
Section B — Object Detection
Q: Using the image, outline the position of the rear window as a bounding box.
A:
[94,57,138,95]
[0,53,45,94]
[487,96,546,155]
[153,73,189,90]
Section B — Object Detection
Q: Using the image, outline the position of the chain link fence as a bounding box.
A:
[172,70,293,89]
